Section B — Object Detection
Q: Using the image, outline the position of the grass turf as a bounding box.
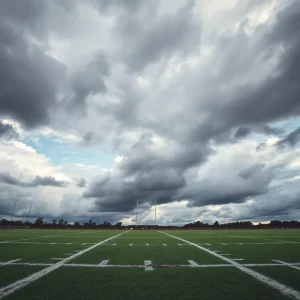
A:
[0,229,300,300]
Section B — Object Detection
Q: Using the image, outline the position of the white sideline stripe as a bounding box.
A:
[188,260,199,267]
[274,260,300,271]
[0,259,22,267]
[144,260,153,271]
[159,231,300,300]
[0,231,127,299]
[99,260,109,266]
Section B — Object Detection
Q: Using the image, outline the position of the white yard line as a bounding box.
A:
[159,231,300,300]
[274,260,300,271]
[144,260,153,271]
[187,260,199,267]
[99,260,109,266]
[2,261,300,269]
[0,259,22,267]
[0,231,127,300]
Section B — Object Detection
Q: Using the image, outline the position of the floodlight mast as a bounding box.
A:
[9,199,18,228]
[136,199,138,225]
[155,200,156,225]
[27,202,33,223]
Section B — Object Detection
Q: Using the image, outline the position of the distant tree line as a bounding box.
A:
[1,218,300,229]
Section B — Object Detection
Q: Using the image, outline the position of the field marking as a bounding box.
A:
[205,243,211,246]
[159,231,300,300]
[2,261,300,269]
[177,243,182,246]
[129,243,132,246]
[99,260,109,266]
[274,260,300,271]
[144,260,153,271]
[0,259,21,267]
[188,260,199,267]
[50,258,64,260]
[146,244,149,246]
[113,243,116,246]
[232,259,244,261]
[163,244,167,246]
[0,231,127,299]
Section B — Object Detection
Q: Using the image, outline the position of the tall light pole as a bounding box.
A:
[136,199,138,226]
[27,202,33,223]
[155,200,156,226]
[9,199,18,228]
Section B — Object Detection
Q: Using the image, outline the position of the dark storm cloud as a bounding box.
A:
[77,178,87,188]
[0,172,67,188]
[0,1,65,128]
[239,163,265,179]
[82,132,94,143]
[83,132,209,212]
[69,53,110,110]
[277,126,300,147]
[100,0,201,71]
[226,1,300,125]
[234,127,251,139]
[0,121,19,140]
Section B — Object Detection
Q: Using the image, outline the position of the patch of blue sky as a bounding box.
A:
[22,136,115,168]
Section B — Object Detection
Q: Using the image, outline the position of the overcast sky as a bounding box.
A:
[1,0,300,225]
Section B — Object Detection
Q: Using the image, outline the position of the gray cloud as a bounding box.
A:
[107,0,201,71]
[234,127,251,139]
[277,126,300,147]
[0,172,67,188]
[69,53,109,110]
[0,121,19,140]
[0,1,65,127]
[82,131,94,143]
[77,178,87,188]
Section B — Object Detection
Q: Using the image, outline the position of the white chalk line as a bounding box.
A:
[144,260,153,271]
[0,231,128,299]
[99,260,109,266]
[274,260,300,272]
[2,260,300,269]
[1,241,295,246]
[188,260,199,267]
[159,231,300,300]
[0,259,22,267]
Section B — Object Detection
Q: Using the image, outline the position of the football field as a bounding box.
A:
[0,229,300,299]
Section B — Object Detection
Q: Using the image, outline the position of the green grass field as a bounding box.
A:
[1,229,300,300]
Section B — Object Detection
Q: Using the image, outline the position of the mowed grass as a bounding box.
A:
[0,229,300,300]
